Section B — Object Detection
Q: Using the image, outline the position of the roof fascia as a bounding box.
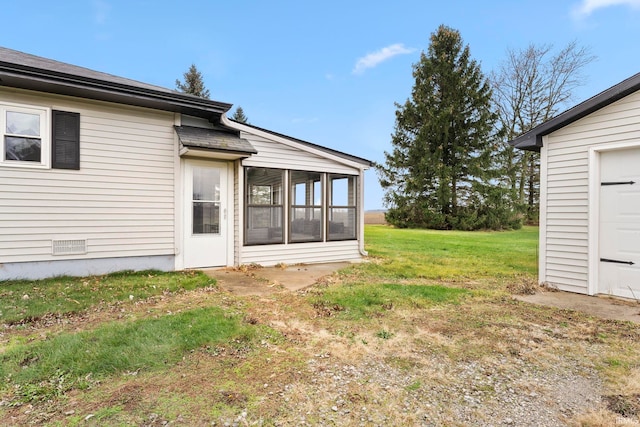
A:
[509,72,640,152]
[0,61,232,118]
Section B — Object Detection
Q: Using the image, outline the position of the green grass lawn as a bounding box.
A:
[360,225,538,280]
[0,270,216,324]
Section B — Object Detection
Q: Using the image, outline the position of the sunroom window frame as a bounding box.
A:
[327,173,358,241]
[244,167,286,246]
[242,167,360,246]
[289,169,324,243]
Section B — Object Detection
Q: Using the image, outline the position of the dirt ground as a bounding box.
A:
[208,262,640,324]
[203,262,353,296]
[2,264,640,426]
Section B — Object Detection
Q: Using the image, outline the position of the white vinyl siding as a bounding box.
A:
[237,127,364,266]
[241,133,358,175]
[241,240,362,266]
[0,88,176,264]
[541,90,640,293]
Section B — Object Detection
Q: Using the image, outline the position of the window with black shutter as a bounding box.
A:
[52,110,80,170]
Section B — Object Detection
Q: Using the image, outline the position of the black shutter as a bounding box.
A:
[52,110,80,170]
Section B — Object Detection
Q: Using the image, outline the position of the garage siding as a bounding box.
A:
[542,90,640,293]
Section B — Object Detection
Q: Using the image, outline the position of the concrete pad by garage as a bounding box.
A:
[202,262,350,296]
[516,291,640,324]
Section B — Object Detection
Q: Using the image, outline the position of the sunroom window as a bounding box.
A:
[245,167,284,245]
[1,104,49,167]
[328,174,357,241]
[244,168,358,246]
[290,171,323,242]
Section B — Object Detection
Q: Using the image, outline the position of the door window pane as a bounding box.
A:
[192,166,220,235]
[193,202,220,234]
[193,166,220,201]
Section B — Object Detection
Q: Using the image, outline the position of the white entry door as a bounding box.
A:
[183,160,228,268]
[598,148,640,298]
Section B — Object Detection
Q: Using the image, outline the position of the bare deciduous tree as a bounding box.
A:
[491,42,596,221]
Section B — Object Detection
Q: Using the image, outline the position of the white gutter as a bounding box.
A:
[358,168,368,257]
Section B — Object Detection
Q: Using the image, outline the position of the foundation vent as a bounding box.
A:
[52,239,87,255]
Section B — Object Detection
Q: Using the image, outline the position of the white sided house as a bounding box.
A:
[510,72,640,299]
[0,47,371,281]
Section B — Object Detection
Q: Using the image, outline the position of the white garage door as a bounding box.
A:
[599,147,640,299]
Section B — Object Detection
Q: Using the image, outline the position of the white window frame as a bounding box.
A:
[0,102,50,169]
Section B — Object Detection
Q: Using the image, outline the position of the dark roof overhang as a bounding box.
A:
[0,47,231,122]
[509,72,640,152]
[175,125,257,160]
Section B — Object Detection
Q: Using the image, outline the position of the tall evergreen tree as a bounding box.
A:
[175,64,210,99]
[378,25,513,230]
[231,106,249,123]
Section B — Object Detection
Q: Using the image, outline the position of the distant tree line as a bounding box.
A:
[378,24,595,230]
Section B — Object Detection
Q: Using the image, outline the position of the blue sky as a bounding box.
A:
[2,0,639,210]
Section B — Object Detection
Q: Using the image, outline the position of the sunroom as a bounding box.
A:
[227,120,371,267]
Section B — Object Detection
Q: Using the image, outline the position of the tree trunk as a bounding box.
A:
[518,152,528,204]
[451,177,457,217]
[527,154,536,216]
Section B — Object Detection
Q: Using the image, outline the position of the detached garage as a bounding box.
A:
[510,72,640,299]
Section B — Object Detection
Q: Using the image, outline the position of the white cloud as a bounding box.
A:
[352,43,415,75]
[572,0,640,18]
[93,0,111,25]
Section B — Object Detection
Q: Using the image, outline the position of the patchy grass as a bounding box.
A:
[0,270,215,324]
[0,307,256,404]
[1,225,640,426]
[310,282,469,319]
